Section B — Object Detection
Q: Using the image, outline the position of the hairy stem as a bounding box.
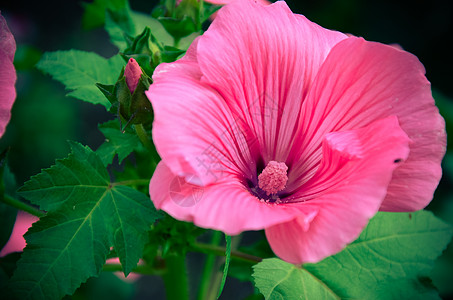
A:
[197,231,223,300]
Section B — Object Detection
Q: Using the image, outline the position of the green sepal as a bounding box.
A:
[129,74,153,125]
[96,66,153,129]
[95,82,117,106]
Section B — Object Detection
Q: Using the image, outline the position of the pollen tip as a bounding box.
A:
[258,161,288,196]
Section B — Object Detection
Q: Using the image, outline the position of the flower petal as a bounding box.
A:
[293,37,445,211]
[197,0,347,163]
[149,36,265,185]
[0,12,16,137]
[266,116,411,263]
[150,162,309,235]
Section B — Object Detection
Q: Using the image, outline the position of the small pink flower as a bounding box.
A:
[147,0,445,263]
[0,212,38,257]
[0,12,17,137]
[124,58,142,93]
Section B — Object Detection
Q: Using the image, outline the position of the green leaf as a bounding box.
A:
[71,271,134,300]
[253,258,339,300]
[96,120,142,166]
[253,211,453,299]
[36,50,125,109]
[0,252,21,289]
[9,142,160,300]
[217,235,231,299]
[132,12,173,46]
[81,0,130,30]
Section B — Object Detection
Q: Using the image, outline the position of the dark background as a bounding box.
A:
[1,0,452,299]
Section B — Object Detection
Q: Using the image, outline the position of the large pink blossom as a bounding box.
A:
[147,0,446,263]
[0,12,16,137]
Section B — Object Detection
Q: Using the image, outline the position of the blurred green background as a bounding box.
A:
[1,0,452,299]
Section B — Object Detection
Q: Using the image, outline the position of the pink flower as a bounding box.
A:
[0,212,38,257]
[124,58,142,93]
[0,12,17,137]
[147,0,445,263]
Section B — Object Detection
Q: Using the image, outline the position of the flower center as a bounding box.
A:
[258,161,288,196]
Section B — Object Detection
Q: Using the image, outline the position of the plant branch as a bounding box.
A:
[102,262,164,276]
[1,194,45,218]
[190,242,263,264]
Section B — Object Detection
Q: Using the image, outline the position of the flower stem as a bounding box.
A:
[191,242,262,264]
[134,124,153,151]
[197,231,223,300]
[133,124,160,168]
[162,254,189,300]
[1,194,45,218]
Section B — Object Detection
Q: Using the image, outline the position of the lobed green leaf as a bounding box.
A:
[253,211,453,299]
[36,50,125,109]
[253,258,339,300]
[9,142,159,299]
[96,120,142,166]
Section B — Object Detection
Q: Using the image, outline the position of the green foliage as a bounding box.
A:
[8,142,160,300]
[71,272,135,300]
[106,8,174,51]
[152,0,220,41]
[253,211,453,299]
[149,214,203,257]
[0,253,21,290]
[96,120,143,166]
[13,45,41,71]
[81,0,130,30]
[36,50,125,109]
[228,234,275,282]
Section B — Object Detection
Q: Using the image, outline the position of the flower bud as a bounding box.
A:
[124,58,142,93]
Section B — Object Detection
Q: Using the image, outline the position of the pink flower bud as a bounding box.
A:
[124,58,142,93]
